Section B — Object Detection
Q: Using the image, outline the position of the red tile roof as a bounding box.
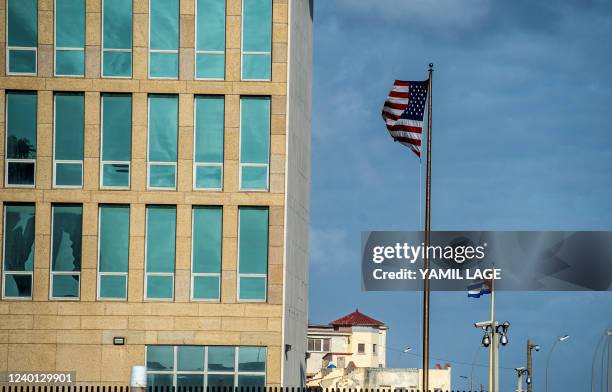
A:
[329,309,384,327]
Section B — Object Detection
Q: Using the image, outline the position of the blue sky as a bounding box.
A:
[308,1,612,390]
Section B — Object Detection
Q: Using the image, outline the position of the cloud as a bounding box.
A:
[332,0,491,33]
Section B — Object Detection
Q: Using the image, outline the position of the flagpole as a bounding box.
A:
[490,276,495,392]
[422,62,434,392]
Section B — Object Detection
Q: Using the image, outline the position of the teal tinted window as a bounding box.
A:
[177,346,204,371]
[6,92,37,159]
[2,204,35,298]
[147,346,174,371]
[51,204,83,299]
[148,96,178,162]
[5,91,37,186]
[98,205,129,299]
[196,0,225,79]
[195,96,224,163]
[102,0,132,77]
[242,0,271,80]
[238,207,268,301]
[208,347,235,371]
[146,206,176,273]
[102,94,131,187]
[240,97,270,190]
[103,0,132,48]
[146,206,176,300]
[54,93,84,187]
[192,207,222,274]
[7,0,37,74]
[55,0,85,76]
[238,208,268,275]
[148,95,178,188]
[192,207,221,300]
[98,205,130,273]
[102,94,132,161]
[146,346,266,388]
[194,96,224,189]
[149,0,179,78]
[238,347,266,372]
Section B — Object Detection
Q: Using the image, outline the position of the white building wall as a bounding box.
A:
[282,0,313,386]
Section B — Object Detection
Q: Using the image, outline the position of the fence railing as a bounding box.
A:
[0,387,485,392]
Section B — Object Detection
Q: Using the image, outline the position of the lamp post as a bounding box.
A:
[515,367,528,392]
[526,339,540,392]
[545,334,570,392]
[474,320,510,392]
[592,330,612,392]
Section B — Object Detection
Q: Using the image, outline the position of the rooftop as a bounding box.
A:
[329,309,385,327]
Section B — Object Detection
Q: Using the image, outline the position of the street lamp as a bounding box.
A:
[545,334,570,392]
[403,346,412,353]
[515,367,529,392]
[526,340,540,392]
[591,329,612,392]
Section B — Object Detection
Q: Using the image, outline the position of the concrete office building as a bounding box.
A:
[0,0,311,387]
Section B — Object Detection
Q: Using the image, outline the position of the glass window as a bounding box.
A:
[55,0,85,76]
[2,204,35,299]
[5,91,37,187]
[101,93,132,188]
[149,0,179,79]
[54,92,84,188]
[145,206,176,300]
[194,96,224,190]
[238,207,268,301]
[240,97,270,191]
[146,346,266,388]
[50,204,82,299]
[148,95,178,189]
[97,205,130,300]
[195,0,225,79]
[102,0,132,77]
[6,0,38,74]
[242,0,271,80]
[192,207,222,300]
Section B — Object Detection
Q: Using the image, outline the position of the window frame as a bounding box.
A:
[240,0,272,82]
[236,207,268,303]
[49,204,82,301]
[1,203,35,300]
[190,206,222,302]
[357,343,366,354]
[238,97,270,192]
[148,0,179,80]
[53,0,85,78]
[193,95,224,191]
[100,0,133,79]
[144,205,176,301]
[147,95,178,191]
[194,0,226,81]
[100,93,132,190]
[5,0,38,76]
[53,92,84,189]
[96,204,130,301]
[145,346,267,388]
[4,91,37,188]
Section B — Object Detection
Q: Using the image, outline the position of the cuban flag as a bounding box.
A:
[467,281,492,298]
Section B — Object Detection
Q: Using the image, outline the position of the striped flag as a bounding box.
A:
[381,80,429,157]
[467,281,492,298]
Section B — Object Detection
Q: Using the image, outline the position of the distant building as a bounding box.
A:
[306,309,388,378]
[306,310,451,391]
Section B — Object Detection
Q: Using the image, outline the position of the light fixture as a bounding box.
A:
[403,347,412,353]
[113,336,125,345]
[500,334,508,346]
[482,333,491,347]
[559,335,570,342]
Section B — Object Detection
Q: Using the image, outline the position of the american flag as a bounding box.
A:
[381,79,429,157]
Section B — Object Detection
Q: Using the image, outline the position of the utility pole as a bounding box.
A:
[527,340,533,392]
[526,339,540,392]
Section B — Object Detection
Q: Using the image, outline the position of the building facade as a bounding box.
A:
[306,310,387,379]
[0,0,311,387]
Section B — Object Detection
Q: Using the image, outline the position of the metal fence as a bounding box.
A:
[0,387,487,392]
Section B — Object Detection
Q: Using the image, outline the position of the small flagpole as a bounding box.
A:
[422,62,434,392]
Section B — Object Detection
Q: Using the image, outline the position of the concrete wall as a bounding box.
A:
[281,0,312,387]
[0,0,307,386]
